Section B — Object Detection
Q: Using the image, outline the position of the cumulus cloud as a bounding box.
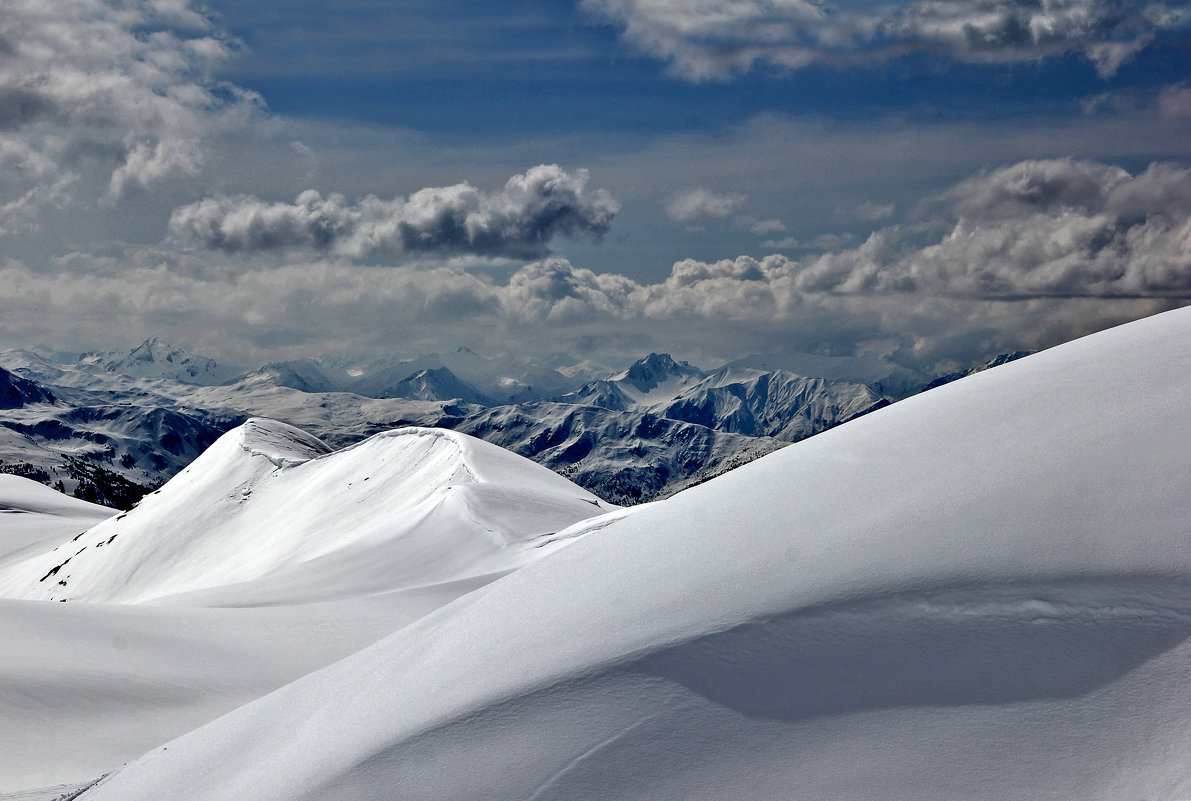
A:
[168,165,619,259]
[666,188,747,223]
[642,159,1191,305]
[0,0,259,234]
[582,0,1186,80]
[6,157,1189,374]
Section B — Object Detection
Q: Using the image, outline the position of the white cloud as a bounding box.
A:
[582,0,1186,80]
[5,157,1190,374]
[0,0,261,234]
[168,165,620,259]
[666,188,747,223]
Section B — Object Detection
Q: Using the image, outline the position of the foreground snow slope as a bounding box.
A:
[0,419,611,605]
[0,421,614,789]
[79,306,1191,800]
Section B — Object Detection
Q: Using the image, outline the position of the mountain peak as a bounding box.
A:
[621,353,702,390]
[79,339,239,386]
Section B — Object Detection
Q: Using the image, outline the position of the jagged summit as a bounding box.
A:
[78,338,239,386]
[617,352,703,391]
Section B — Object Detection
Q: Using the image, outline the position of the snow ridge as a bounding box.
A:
[0,420,610,605]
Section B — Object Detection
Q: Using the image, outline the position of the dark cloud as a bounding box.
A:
[582,0,1187,80]
[168,165,619,259]
[0,87,56,131]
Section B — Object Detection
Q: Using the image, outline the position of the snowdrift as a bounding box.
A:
[0,475,111,567]
[77,307,1191,800]
[0,419,612,605]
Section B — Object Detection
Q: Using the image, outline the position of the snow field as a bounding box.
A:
[72,306,1191,799]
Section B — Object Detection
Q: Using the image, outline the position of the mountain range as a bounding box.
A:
[0,339,1004,507]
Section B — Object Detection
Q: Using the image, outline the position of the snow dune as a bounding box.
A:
[0,419,611,605]
[75,307,1191,800]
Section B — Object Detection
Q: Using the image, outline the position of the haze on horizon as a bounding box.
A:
[2,0,1191,374]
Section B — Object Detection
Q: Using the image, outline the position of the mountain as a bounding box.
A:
[71,306,1191,801]
[0,365,55,409]
[444,402,784,504]
[349,347,582,404]
[560,352,705,411]
[922,350,1033,391]
[77,338,240,386]
[561,353,887,442]
[724,350,930,398]
[0,359,240,509]
[370,366,493,405]
[233,359,343,393]
[0,341,1016,511]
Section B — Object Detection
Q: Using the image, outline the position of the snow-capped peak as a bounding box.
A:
[77,338,239,386]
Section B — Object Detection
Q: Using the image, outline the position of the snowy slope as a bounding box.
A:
[78,307,1191,801]
[0,475,111,566]
[0,420,616,789]
[0,419,611,605]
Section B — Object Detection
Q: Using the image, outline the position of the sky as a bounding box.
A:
[1,0,1190,374]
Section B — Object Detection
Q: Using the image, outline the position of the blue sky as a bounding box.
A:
[1,0,1190,372]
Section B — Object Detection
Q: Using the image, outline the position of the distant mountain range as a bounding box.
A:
[0,339,1022,508]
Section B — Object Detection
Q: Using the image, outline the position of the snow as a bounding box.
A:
[0,419,609,605]
[64,306,1191,800]
[0,419,613,790]
[0,475,111,566]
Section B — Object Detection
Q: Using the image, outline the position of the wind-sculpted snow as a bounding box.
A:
[74,307,1191,800]
[0,419,611,605]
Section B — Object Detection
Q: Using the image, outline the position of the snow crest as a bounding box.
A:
[0,420,609,605]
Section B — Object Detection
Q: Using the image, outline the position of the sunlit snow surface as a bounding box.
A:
[0,424,614,789]
[10,307,1191,799]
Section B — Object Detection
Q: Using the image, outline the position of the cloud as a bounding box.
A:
[648,159,1191,304]
[762,236,799,249]
[6,157,1189,374]
[168,165,619,259]
[582,0,1186,80]
[666,188,747,223]
[747,217,787,234]
[855,202,895,222]
[1159,84,1191,119]
[0,0,260,235]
